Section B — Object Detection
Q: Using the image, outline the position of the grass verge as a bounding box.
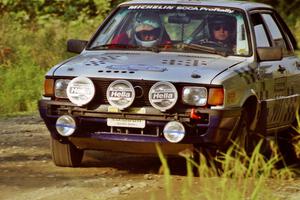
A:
[154,136,298,200]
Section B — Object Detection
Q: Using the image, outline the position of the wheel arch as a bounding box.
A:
[242,95,259,130]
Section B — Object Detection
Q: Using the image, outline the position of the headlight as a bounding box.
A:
[106,80,135,110]
[66,76,95,106]
[182,87,207,106]
[55,79,70,98]
[148,82,178,112]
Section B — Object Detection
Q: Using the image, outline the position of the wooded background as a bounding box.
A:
[0,0,299,24]
[0,0,299,115]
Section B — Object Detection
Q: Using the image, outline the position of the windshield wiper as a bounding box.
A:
[89,44,162,53]
[181,43,228,57]
[137,46,161,53]
[89,44,138,50]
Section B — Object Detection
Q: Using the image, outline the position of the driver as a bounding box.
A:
[208,15,236,50]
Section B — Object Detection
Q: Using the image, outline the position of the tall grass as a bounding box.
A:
[155,139,297,200]
[292,107,300,159]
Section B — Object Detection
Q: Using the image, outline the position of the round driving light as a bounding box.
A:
[163,121,185,143]
[106,80,135,110]
[56,115,76,136]
[67,76,95,106]
[148,82,178,112]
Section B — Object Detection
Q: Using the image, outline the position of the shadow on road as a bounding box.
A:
[83,150,189,176]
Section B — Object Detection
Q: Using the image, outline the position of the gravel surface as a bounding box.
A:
[0,115,299,200]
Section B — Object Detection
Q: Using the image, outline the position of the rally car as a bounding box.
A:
[39,0,300,167]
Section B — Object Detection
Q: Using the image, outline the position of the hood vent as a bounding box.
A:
[98,70,135,74]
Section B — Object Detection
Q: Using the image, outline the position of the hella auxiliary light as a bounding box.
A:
[163,121,185,143]
[149,81,178,112]
[106,80,135,110]
[182,87,207,106]
[55,79,70,98]
[66,76,95,106]
[56,115,76,136]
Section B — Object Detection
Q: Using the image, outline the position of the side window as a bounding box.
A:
[261,14,288,51]
[251,13,271,47]
[254,25,271,47]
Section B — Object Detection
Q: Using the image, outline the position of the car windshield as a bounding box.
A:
[88,5,250,56]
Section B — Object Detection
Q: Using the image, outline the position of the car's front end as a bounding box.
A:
[38,1,256,166]
[39,51,245,156]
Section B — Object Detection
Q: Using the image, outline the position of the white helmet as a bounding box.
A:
[134,13,163,47]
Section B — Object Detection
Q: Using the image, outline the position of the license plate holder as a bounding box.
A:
[107,107,146,128]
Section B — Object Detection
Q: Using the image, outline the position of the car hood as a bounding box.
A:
[52,51,243,84]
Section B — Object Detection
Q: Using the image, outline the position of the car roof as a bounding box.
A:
[120,0,272,11]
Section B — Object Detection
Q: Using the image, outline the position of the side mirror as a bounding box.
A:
[257,47,282,61]
[67,39,88,54]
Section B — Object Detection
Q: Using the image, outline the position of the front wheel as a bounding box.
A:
[50,136,84,167]
[277,131,299,167]
[277,108,300,167]
[232,110,270,158]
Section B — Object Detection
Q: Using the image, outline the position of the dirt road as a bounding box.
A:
[0,115,300,200]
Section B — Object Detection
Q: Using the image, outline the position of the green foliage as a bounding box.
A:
[155,142,296,200]
[238,0,300,39]
[246,0,300,24]
[0,0,111,22]
[0,1,111,115]
[110,0,127,8]
[0,63,45,114]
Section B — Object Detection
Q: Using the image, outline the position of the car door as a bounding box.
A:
[250,11,298,129]
[260,12,300,127]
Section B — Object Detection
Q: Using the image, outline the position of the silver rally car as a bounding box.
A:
[39,0,300,167]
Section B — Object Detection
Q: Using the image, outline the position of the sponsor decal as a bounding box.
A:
[128,5,175,10]
[106,80,135,110]
[149,82,178,112]
[151,91,175,100]
[128,5,235,13]
[106,64,166,72]
[108,90,133,99]
[274,77,287,94]
[69,84,92,95]
[227,91,237,104]
[234,65,260,84]
[66,76,95,106]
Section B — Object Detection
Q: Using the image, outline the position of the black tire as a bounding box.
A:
[50,136,84,167]
[276,108,300,167]
[277,132,299,167]
[232,110,270,158]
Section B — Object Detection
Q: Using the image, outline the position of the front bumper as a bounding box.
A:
[39,99,241,153]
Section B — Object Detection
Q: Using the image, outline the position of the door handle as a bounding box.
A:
[277,65,286,73]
